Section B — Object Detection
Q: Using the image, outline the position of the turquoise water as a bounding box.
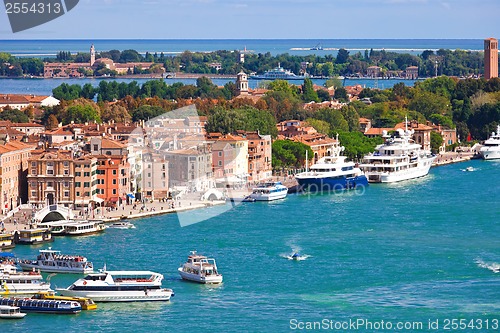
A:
[2,159,499,332]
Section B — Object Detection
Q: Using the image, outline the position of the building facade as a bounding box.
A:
[0,142,34,214]
[96,155,130,207]
[27,150,75,208]
[244,132,272,182]
[74,155,99,208]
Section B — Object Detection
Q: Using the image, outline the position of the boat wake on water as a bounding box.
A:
[280,246,311,261]
[475,259,500,273]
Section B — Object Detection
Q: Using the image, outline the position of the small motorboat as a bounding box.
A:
[106,222,135,229]
[178,251,223,284]
[0,305,26,319]
[291,253,301,260]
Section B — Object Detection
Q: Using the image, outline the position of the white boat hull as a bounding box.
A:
[480,148,500,160]
[56,289,173,302]
[178,268,223,284]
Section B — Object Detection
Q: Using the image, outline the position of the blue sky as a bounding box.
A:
[1,0,499,39]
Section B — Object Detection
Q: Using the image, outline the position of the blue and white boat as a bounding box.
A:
[250,63,307,80]
[295,146,368,192]
[0,298,81,314]
[249,182,288,201]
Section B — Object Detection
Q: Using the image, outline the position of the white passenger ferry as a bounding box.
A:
[0,261,52,296]
[18,248,94,274]
[56,269,174,302]
[178,251,223,284]
[64,220,105,236]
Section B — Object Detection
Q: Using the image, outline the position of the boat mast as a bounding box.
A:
[306,150,308,173]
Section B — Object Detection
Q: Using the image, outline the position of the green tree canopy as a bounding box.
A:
[272,140,313,170]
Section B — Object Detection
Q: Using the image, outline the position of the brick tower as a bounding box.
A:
[484,38,498,79]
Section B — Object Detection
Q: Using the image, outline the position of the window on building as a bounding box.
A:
[218,152,222,157]
[112,179,117,185]
[113,170,117,175]
[47,162,54,167]
[47,182,53,187]
[63,161,69,167]
[64,191,70,197]
[31,191,36,198]
[75,172,81,177]
[112,189,117,195]
[75,182,81,187]
[64,170,69,175]
[47,170,54,175]
[31,169,36,175]
[64,181,69,188]
[93,144,99,151]
[218,161,222,166]
[84,172,90,177]
[31,162,37,167]
[84,182,90,187]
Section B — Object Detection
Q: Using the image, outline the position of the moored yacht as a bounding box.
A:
[360,127,436,183]
[249,182,288,201]
[479,125,500,160]
[178,251,223,284]
[56,269,174,302]
[18,248,94,274]
[295,144,368,191]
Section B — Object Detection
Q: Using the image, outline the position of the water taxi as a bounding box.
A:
[0,305,26,319]
[249,182,288,201]
[178,251,223,284]
[0,298,81,314]
[32,292,97,310]
[64,220,105,236]
[0,234,15,250]
[106,222,135,229]
[14,228,53,245]
[1,261,52,296]
[18,248,94,274]
[56,269,174,302]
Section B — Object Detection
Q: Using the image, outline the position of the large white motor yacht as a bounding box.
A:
[360,127,436,183]
[479,125,500,160]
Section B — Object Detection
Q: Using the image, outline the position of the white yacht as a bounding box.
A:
[0,262,52,296]
[18,248,94,274]
[56,269,174,302]
[360,127,436,183]
[178,251,223,284]
[479,125,500,160]
[295,145,368,192]
[106,222,135,229]
[249,182,288,201]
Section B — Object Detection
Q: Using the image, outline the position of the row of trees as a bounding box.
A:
[3,45,499,78]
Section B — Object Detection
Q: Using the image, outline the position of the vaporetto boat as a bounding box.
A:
[0,298,81,314]
[479,125,500,160]
[360,127,436,183]
[295,145,368,192]
[18,248,94,274]
[56,269,174,302]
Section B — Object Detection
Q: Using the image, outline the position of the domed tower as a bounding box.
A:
[236,71,249,96]
[90,44,96,66]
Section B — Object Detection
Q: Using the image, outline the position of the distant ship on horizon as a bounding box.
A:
[250,63,308,80]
